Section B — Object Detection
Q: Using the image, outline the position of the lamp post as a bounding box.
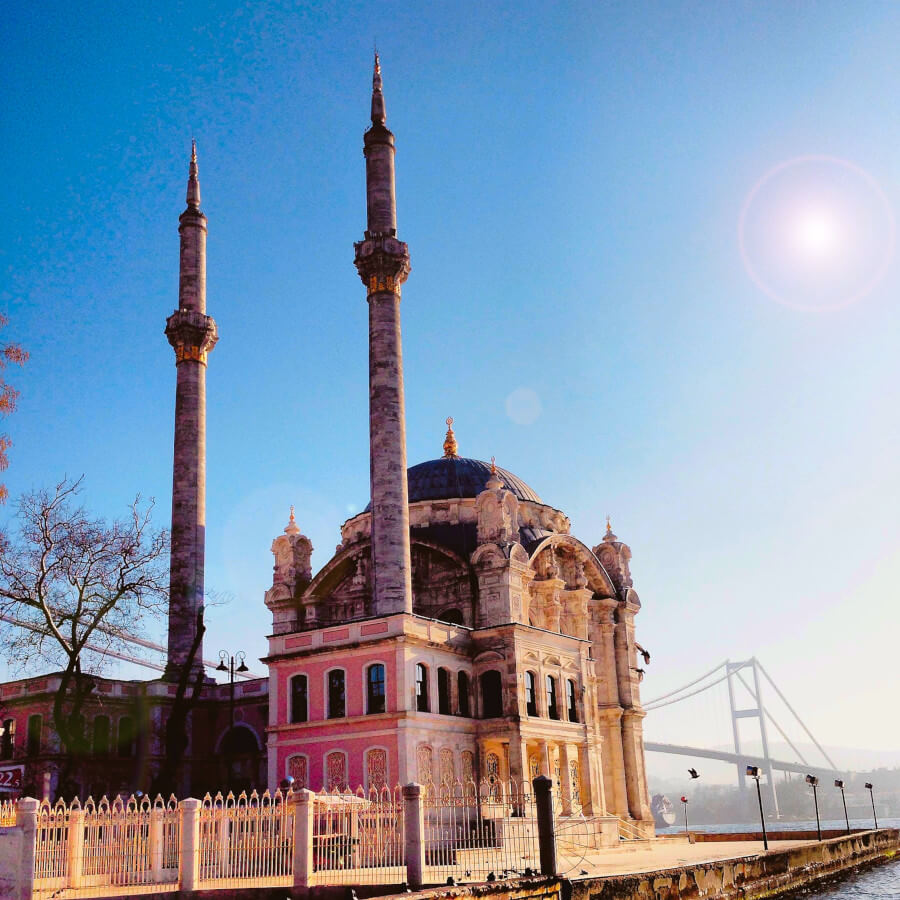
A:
[865,782,877,830]
[834,780,849,835]
[217,650,248,788]
[805,775,821,841]
[747,766,768,850]
[680,796,689,834]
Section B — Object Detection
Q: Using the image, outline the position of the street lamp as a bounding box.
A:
[864,783,877,830]
[805,775,821,841]
[680,796,689,834]
[746,766,768,851]
[834,780,849,835]
[217,650,249,788]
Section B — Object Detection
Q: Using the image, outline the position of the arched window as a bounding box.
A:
[26,715,41,757]
[480,670,503,719]
[546,675,559,720]
[1,718,15,759]
[415,664,429,712]
[327,670,345,719]
[457,671,470,717]
[366,748,388,789]
[437,608,464,625]
[325,750,347,791]
[525,671,538,717]
[437,667,451,715]
[117,716,135,758]
[92,716,110,756]
[567,679,578,722]
[367,664,386,714]
[291,674,309,723]
[288,754,308,789]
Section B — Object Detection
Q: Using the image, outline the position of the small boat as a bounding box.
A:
[651,793,677,827]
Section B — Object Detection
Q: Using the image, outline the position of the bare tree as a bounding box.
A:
[0,314,28,503]
[0,478,168,768]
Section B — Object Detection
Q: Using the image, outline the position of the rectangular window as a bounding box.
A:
[328,670,345,719]
[26,715,41,757]
[292,674,309,723]
[415,664,429,712]
[367,664,385,714]
[457,671,470,717]
[567,679,578,722]
[546,676,559,720]
[1,719,16,759]
[525,671,538,717]
[117,716,135,758]
[437,668,451,715]
[93,716,110,756]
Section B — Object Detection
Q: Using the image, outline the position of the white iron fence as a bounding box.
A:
[7,778,565,898]
[423,779,540,883]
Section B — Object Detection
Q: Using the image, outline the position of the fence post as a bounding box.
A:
[149,806,163,882]
[66,806,85,889]
[291,789,315,892]
[403,782,426,890]
[533,775,558,876]
[13,797,39,900]
[179,798,201,891]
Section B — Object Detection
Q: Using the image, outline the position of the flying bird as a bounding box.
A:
[688,768,700,779]
[631,667,645,682]
[635,643,651,665]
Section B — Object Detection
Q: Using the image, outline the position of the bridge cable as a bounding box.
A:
[642,659,728,707]
[644,669,731,710]
[755,659,837,769]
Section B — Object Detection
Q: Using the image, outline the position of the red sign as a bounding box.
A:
[0,765,24,792]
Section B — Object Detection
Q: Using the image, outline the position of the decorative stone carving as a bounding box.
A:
[326,751,347,791]
[475,464,520,546]
[366,748,387,789]
[288,754,308,789]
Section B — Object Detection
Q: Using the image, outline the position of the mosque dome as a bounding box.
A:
[363,458,541,512]
[407,457,542,504]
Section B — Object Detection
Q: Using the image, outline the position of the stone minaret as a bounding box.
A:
[353,55,413,616]
[163,141,218,679]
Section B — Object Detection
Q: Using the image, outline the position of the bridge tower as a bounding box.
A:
[727,657,779,817]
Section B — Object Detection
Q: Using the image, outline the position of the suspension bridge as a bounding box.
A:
[642,657,840,817]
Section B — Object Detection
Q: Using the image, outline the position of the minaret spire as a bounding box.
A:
[163,142,218,679]
[354,56,413,616]
[186,138,201,209]
[371,52,386,125]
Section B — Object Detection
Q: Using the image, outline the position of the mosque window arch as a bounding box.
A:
[525,671,538,717]
[457,671,471,717]
[366,663,386,714]
[566,679,578,722]
[417,744,434,785]
[326,669,346,719]
[92,715,110,756]
[415,663,429,712]
[437,667,451,715]
[0,718,14,759]
[439,747,455,784]
[480,670,503,719]
[461,749,475,782]
[365,747,388,790]
[291,673,309,723]
[325,749,348,791]
[117,716,135,758]
[287,754,308,789]
[546,675,559,720]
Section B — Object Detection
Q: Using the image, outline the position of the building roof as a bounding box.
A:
[366,457,542,510]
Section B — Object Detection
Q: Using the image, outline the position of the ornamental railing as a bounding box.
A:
[6,777,567,898]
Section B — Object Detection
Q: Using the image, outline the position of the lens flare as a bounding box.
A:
[738,156,895,311]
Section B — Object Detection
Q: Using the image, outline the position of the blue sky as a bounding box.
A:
[3,1,900,766]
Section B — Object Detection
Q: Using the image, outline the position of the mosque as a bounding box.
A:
[0,57,653,829]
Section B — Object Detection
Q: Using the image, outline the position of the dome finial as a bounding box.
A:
[443,417,459,459]
[485,455,503,491]
[603,514,618,542]
[490,455,497,475]
[284,505,300,535]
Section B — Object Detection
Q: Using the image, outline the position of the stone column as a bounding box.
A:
[403,783,426,889]
[164,143,217,680]
[539,740,551,777]
[559,743,574,815]
[354,56,413,617]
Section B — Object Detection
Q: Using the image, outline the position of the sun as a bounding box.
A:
[790,208,841,259]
